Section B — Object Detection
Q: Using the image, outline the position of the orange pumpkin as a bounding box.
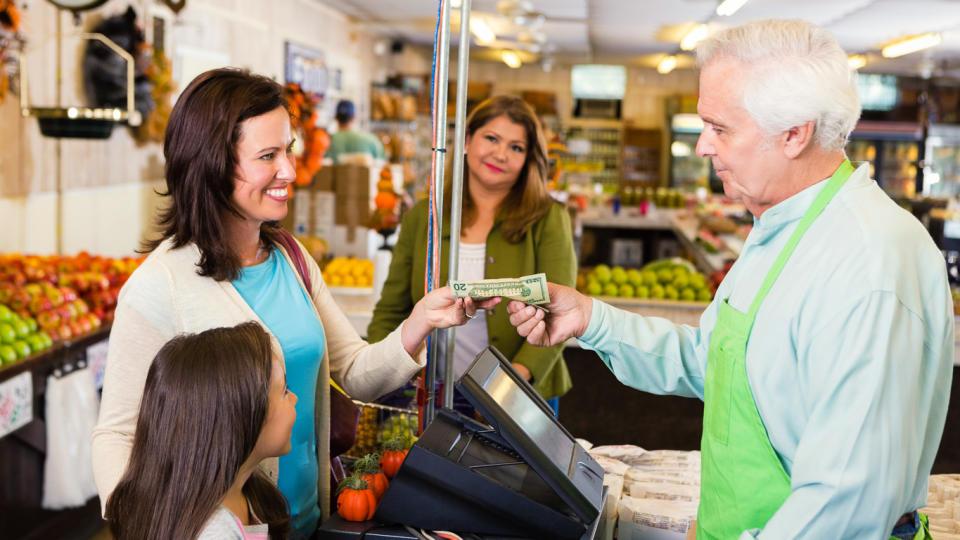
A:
[374,191,397,211]
[336,474,377,522]
[380,437,409,479]
[354,453,389,500]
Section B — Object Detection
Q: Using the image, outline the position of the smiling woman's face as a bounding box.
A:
[464,114,528,195]
[231,106,296,226]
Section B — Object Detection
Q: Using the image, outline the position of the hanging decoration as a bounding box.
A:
[0,0,22,106]
[133,46,173,144]
[283,82,330,189]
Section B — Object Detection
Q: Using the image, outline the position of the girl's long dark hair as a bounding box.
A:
[105,322,290,540]
[143,68,286,281]
[445,95,554,243]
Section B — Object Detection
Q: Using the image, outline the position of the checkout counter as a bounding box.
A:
[318,347,607,539]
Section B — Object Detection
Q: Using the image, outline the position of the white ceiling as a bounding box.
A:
[316,0,960,77]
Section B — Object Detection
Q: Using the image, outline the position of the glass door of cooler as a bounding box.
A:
[846,122,922,200]
[669,114,719,192]
[924,124,960,198]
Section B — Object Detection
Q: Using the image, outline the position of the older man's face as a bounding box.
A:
[696,57,783,215]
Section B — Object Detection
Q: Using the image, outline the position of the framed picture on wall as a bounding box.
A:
[284,41,327,96]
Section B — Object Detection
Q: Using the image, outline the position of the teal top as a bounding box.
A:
[325,129,386,163]
[580,163,953,538]
[233,249,326,538]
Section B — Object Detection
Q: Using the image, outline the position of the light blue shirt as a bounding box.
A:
[233,249,326,538]
[580,163,953,539]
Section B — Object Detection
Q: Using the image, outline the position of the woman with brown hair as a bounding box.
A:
[368,95,576,416]
[107,323,295,540]
[92,68,494,538]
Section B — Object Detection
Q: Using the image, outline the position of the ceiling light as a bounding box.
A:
[716,0,749,16]
[680,24,709,51]
[657,55,677,74]
[470,18,496,44]
[502,50,522,69]
[848,54,866,70]
[881,33,941,58]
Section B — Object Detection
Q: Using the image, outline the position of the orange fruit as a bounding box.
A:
[377,180,394,192]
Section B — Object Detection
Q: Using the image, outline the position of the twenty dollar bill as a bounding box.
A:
[450,273,550,304]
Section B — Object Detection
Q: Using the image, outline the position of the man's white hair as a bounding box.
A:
[696,19,861,151]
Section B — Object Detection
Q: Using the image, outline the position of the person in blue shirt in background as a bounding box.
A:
[505,19,952,540]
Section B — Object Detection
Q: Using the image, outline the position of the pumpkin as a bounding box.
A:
[336,473,377,522]
[380,437,409,479]
[374,191,398,211]
[354,453,389,500]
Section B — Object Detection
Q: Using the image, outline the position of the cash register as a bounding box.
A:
[370,346,605,539]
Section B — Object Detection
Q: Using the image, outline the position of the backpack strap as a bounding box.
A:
[274,228,312,294]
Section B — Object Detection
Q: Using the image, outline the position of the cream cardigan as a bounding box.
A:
[91,237,423,519]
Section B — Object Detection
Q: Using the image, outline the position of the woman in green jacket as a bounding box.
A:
[367,95,576,414]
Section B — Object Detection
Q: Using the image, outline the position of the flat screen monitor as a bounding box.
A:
[857,73,899,111]
[456,346,604,524]
[571,64,626,100]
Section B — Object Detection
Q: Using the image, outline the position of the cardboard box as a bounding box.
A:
[283,164,403,260]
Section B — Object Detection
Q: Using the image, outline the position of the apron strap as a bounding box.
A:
[746,159,855,318]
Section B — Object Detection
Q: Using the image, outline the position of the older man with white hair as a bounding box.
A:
[506,19,952,539]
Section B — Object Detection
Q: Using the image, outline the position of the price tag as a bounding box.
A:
[0,372,33,439]
[87,339,110,390]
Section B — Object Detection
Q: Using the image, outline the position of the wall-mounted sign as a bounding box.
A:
[0,372,32,439]
[285,41,328,95]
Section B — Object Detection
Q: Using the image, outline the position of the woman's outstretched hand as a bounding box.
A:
[400,286,501,356]
[506,283,592,347]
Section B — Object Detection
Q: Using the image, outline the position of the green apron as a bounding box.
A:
[696,160,932,540]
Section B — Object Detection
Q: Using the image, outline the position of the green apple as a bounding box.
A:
[680,288,696,302]
[656,268,673,284]
[586,281,602,296]
[697,288,712,302]
[641,270,658,287]
[26,333,46,352]
[619,284,635,298]
[0,322,14,345]
[672,273,690,290]
[636,285,650,299]
[602,283,619,297]
[664,285,679,300]
[689,273,707,290]
[650,285,665,299]
[11,340,31,359]
[11,319,29,339]
[0,344,16,365]
[23,316,37,333]
[0,304,12,322]
[593,264,612,284]
[627,269,643,287]
[610,266,628,285]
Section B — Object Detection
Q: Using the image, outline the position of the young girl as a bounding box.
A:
[106,322,297,540]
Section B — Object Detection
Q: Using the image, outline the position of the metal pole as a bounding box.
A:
[443,0,473,409]
[424,0,452,425]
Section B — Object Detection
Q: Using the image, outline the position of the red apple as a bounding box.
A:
[55,324,72,341]
[36,309,60,330]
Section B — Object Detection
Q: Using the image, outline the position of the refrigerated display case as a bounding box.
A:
[923,124,960,198]
[845,121,922,199]
[669,113,720,192]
